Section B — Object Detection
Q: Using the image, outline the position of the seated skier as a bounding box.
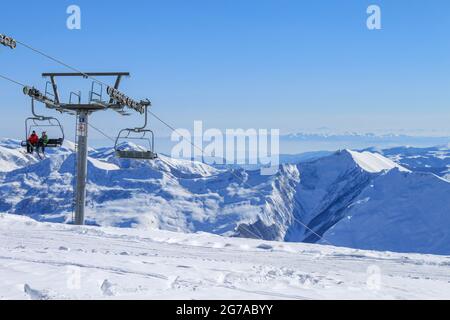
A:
[37,131,49,155]
[27,131,39,154]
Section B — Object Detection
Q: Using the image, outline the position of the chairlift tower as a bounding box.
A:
[24,72,152,225]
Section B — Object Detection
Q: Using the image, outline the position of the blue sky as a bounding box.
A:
[1,0,450,144]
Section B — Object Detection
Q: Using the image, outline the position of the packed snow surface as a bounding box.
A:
[0,214,449,300]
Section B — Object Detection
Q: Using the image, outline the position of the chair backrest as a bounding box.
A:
[46,138,63,147]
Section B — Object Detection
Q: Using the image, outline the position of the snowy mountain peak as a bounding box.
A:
[343,149,409,173]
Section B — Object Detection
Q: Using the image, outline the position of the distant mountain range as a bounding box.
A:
[283,131,450,140]
[0,138,449,255]
[278,132,450,154]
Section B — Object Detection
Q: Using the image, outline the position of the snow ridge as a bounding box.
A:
[346,150,409,173]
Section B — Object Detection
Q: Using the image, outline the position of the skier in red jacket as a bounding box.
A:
[27,131,39,154]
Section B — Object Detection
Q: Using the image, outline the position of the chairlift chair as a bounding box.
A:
[114,105,157,160]
[20,98,65,151]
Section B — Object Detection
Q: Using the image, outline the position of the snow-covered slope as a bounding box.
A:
[1,214,449,300]
[371,145,450,178]
[0,146,35,172]
[0,139,39,172]
[1,139,449,255]
[321,170,450,254]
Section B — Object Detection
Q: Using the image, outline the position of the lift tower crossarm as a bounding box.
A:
[41,72,138,111]
[43,72,129,106]
[42,72,130,78]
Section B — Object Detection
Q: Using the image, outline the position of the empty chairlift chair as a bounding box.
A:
[114,105,157,160]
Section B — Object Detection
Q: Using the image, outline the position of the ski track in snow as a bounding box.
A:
[1,214,449,300]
